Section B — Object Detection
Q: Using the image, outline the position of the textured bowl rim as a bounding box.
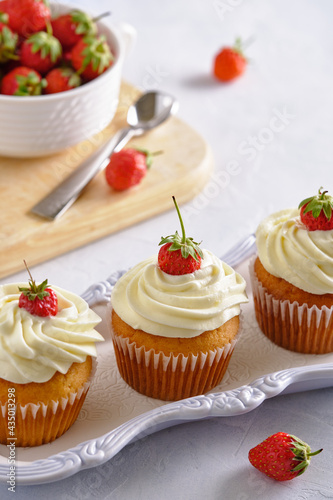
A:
[0,2,124,103]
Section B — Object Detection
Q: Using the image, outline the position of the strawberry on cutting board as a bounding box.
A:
[249,432,322,481]
[105,148,160,191]
[1,66,45,95]
[299,187,333,231]
[213,37,247,82]
[158,196,203,275]
[18,262,58,317]
[20,31,62,75]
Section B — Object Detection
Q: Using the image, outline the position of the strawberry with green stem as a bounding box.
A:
[1,66,46,95]
[71,34,114,81]
[299,187,333,231]
[213,37,248,82]
[249,432,323,481]
[51,10,110,50]
[20,30,62,75]
[18,261,58,317]
[105,148,162,191]
[44,66,81,94]
[158,196,203,275]
[2,0,51,38]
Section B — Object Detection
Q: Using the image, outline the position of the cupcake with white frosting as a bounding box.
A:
[111,197,248,401]
[250,188,333,353]
[0,272,103,447]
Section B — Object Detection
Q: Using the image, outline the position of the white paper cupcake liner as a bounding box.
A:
[110,314,242,401]
[0,357,97,447]
[249,257,333,354]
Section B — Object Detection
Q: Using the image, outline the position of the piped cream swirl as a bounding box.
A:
[111,250,248,338]
[0,284,103,384]
[256,208,333,294]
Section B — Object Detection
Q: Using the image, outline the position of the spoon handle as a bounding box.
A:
[31,127,135,220]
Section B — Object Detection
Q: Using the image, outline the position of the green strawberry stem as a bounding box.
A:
[158,197,203,262]
[299,186,333,220]
[289,434,323,475]
[92,11,112,23]
[19,260,50,301]
[173,196,186,245]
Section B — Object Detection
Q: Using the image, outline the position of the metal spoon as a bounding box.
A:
[31,91,178,220]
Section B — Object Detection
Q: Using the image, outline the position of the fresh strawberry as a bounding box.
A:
[299,187,333,231]
[18,262,58,317]
[249,432,322,481]
[105,148,159,191]
[158,196,203,275]
[213,37,247,82]
[71,34,114,81]
[3,0,51,38]
[20,31,62,75]
[51,9,97,50]
[1,66,45,95]
[0,21,18,63]
[44,67,81,94]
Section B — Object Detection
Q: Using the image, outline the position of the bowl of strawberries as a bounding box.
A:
[0,0,136,157]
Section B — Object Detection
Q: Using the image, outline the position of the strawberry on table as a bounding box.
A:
[158,196,203,275]
[105,148,158,191]
[3,0,51,38]
[1,65,45,95]
[71,34,114,81]
[213,37,247,82]
[18,262,58,317]
[249,432,322,481]
[44,67,81,94]
[20,31,62,75]
[51,9,98,50]
[0,21,18,63]
[299,187,333,231]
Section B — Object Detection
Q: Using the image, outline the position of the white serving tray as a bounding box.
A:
[0,235,332,485]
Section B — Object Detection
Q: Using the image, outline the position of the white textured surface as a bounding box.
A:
[1,0,333,498]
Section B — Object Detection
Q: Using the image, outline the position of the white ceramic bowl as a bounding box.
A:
[0,3,136,158]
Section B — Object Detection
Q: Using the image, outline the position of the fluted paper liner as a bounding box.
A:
[110,318,241,401]
[249,257,333,354]
[0,359,97,447]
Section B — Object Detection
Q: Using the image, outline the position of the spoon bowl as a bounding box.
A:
[31,91,178,220]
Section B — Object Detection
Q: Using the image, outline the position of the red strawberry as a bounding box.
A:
[299,187,333,231]
[18,262,58,317]
[213,38,247,82]
[51,9,97,50]
[105,148,159,191]
[20,31,62,75]
[1,66,45,95]
[3,0,51,38]
[44,67,81,94]
[158,196,203,275]
[249,432,322,481]
[0,21,18,63]
[71,34,114,81]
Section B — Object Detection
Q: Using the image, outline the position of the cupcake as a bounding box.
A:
[250,187,333,354]
[0,266,103,446]
[111,197,248,401]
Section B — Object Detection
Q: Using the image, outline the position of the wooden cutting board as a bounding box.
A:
[0,81,214,279]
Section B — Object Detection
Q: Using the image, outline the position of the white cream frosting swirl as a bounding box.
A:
[0,284,103,384]
[256,208,333,294]
[111,250,248,338]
